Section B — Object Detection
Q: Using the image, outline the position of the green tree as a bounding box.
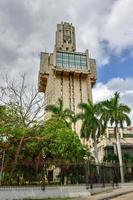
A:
[101,92,131,183]
[0,74,45,176]
[0,105,22,151]
[27,118,88,163]
[5,118,88,182]
[0,105,23,184]
[78,101,105,163]
[69,112,80,132]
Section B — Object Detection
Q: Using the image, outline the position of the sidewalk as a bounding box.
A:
[76,184,133,200]
[0,184,133,200]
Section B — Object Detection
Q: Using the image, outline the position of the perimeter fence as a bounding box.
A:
[0,160,125,189]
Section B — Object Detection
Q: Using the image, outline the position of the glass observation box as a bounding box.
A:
[56,51,87,70]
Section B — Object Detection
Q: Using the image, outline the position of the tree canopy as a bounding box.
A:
[77,101,106,163]
[100,92,131,183]
[27,118,88,162]
[101,92,131,129]
[45,98,74,127]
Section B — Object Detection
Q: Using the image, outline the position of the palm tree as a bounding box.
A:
[78,101,105,163]
[45,98,73,127]
[69,112,80,132]
[101,92,131,183]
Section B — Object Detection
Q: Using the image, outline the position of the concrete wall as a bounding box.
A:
[0,185,90,200]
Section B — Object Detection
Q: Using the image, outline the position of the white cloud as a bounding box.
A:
[107,78,133,92]
[0,0,133,87]
[0,0,132,128]
[92,83,114,103]
[93,78,133,123]
[103,0,133,53]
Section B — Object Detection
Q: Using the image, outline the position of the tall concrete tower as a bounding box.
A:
[38,22,96,133]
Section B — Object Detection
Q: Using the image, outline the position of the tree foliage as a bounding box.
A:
[26,118,88,162]
[0,74,45,175]
[101,92,131,129]
[78,101,105,140]
[0,76,132,184]
[45,98,74,127]
[78,101,106,162]
[100,92,131,182]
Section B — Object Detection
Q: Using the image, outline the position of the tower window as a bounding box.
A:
[56,51,87,70]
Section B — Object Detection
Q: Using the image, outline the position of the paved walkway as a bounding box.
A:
[76,184,133,200]
[1,184,133,199]
[112,192,133,200]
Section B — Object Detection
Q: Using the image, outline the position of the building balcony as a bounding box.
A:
[53,67,90,77]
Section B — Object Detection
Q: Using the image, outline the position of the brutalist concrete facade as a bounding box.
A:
[38,22,96,134]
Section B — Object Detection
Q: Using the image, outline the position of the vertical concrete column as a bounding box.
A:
[79,74,82,103]
[60,73,63,100]
[87,76,93,102]
[54,74,61,103]
[62,75,69,109]
[74,75,81,114]
[81,76,88,103]
[69,74,72,110]
[71,74,75,112]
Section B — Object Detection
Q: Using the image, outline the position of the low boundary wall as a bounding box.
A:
[0,185,90,200]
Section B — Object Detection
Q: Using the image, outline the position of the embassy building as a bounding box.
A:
[38,22,133,161]
[38,22,96,134]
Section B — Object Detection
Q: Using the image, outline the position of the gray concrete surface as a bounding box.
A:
[0,183,133,200]
[112,192,133,199]
[87,184,133,200]
[0,185,90,200]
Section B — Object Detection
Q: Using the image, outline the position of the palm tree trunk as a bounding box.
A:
[93,138,99,163]
[115,126,124,183]
[93,137,100,179]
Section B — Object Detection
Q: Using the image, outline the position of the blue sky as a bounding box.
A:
[97,53,133,83]
[0,0,133,121]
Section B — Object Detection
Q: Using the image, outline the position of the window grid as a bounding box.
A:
[56,52,87,70]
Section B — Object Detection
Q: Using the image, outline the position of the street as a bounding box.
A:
[112,192,133,200]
